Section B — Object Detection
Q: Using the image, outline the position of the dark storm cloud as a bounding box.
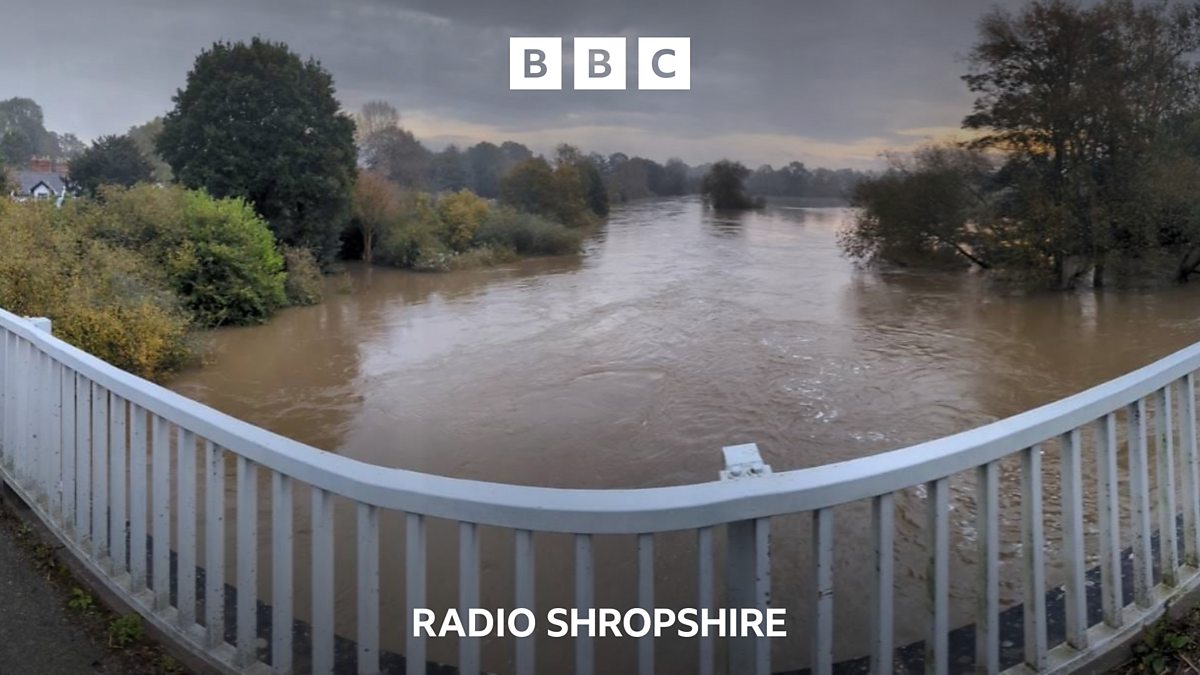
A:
[0,0,1027,167]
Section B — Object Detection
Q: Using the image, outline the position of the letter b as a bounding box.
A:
[590,50,611,78]
[525,49,547,78]
[510,37,562,90]
[574,37,626,90]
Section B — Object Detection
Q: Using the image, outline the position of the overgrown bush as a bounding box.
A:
[282,245,323,306]
[0,202,194,379]
[86,185,286,326]
[436,189,489,252]
[374,192,445,268]
[372,189,583,271]
[474,205,582,256]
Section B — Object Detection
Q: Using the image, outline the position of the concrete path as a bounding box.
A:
[0,516,121,674]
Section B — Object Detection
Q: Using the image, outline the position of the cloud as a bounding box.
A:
[0,0,1026,167]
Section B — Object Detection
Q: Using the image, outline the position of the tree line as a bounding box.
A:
[843,0,1200,289]
[0,32,873,367]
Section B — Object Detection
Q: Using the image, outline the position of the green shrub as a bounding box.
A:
[0,202,195,379]
[436,189,490,252]
[375,192,443,268]
[373,190,581,270]
[282,245,323,306]
[88,185,286,326]
[473,205,583,256]
[107,614,144,649]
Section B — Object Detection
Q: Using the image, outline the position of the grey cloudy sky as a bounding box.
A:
[0,0,1025,169]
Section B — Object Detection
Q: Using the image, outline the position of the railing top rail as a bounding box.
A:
[5,306,1199,534]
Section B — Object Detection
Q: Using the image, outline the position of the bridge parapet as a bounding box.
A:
[1,306,1198,674]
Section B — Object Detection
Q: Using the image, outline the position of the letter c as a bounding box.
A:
[652,49,676,78]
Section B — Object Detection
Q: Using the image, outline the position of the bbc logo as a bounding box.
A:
[509,37,691,91]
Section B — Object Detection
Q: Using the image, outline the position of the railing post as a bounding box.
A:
[720,443,772,675]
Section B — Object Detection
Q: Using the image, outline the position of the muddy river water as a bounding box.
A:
[170,198,1200,672]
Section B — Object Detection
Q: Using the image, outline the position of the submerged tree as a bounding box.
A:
[352,170,401,264]
[963,0,1200,287]
[701,160,757,210]
[842,145,996,268]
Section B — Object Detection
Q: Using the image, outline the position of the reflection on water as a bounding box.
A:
[170,198,1200,672]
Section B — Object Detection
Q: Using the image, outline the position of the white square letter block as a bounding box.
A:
[638,37,690,90]
[510,37,562,90]
[573,37,627,90]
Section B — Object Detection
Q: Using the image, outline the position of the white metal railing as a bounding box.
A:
[2,305,1200,674]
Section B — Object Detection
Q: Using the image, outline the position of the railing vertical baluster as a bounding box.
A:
[3,333,14,476]
[753,517,770,675]
[130,405,148,592]
[358,503,381,675]
[1061,429,1087,649]
[74,373,90,545]
[91,383,108,560]
[0,330,7,469]
[728,512,772,675]
[975,462,999,674]
[110,396,127,576]
[2,332,13,475]
[575,533,595,675]
[1157,386,1180,585]
[457,520,479,675]
[1096,413,1123,627]
[205,441,226,648]
[871,493,895,675]
[18,339,30,486]
[271,473,294,675]
[60,366,75,533]
[46,357,62,521]
[6,333,17,476]
[696,527,715,675]
[927,478,949,675]
[44,354,56,503]
[312,488,334,674]
[1021,445,1048,669]
[812,507,834,675]
[1182,374,1200,565]
[637,532,655,675]
[176,429,196,627]
[1129,400,1154,606]
[34,350,44,501]
[236,456,258,666]
[17,339,28,486]
[514,529,535,675]
[24,342,36,492]
[151,416,170,611]
[404,511,425,675]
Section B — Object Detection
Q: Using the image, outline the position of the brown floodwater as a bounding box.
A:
[169,198,1200,673]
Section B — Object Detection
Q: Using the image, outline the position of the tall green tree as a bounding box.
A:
[432,145,468,192]
[0,98,47,164]
[157,38,357,262]
[126,118,173,182]
[555,144,609,216]
[465,141,504,197]
[68,135,154,196]
[362,125,431,189]
[500,157,595,228]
